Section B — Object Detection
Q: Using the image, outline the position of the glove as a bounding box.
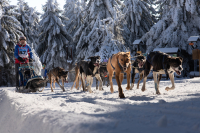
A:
[29,58,33,62]
[18,57,24,62]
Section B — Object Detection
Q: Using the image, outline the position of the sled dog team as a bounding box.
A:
[47,51,183,98]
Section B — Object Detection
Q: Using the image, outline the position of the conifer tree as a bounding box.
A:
[36,0,72,70]
[141,0,200,71]
[0,0,23,86]
[74,0,127,61]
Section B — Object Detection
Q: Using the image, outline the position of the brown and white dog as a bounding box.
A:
[107,52,131,98]
[131,55,146,89]
[141,51,183,94]
[47,67,68,92]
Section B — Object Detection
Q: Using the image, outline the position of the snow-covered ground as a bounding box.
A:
[0,77,200,133]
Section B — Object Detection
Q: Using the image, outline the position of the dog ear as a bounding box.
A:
[179,57,183,62]
[65,71,68,75]
[126,51,130,55]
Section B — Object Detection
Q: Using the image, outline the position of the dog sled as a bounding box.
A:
[16,62,48,93]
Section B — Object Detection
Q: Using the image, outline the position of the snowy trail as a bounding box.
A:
[0,78,200,133]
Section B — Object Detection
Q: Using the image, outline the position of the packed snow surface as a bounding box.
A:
[0,77,200,133]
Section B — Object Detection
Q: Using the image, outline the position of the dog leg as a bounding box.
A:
[53,80,56,89]
[79,75,82,90]
[131,68,136,89]
[153,72,160,94]
[71,67,80,90]
[86,76,93,93]
[109,71,114,93]
[50,77,54,92]
[141,68,151,92]
[56,79,65,92]
[75,75,80,90]
[106,76,110,87]
[62,78,65,91]
[141,76,147,92]
[158,74,162,85]
[81,73,87,91]
[119,73,124,85]
[126,70,131,90]
[137,73,143,89]
[96,77,98,90]
[115,72,125,98]
[165,73,175,91]
[95,74,103,91]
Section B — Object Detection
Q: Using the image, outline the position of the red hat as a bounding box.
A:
[19,36,26,40]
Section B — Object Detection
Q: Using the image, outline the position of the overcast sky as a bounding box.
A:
[10,0,66,13]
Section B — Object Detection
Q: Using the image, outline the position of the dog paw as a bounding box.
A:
[141,86,146,92]
[110,88,114,93]
[156,91,161,95]
[126,87,131,90]
[119,93,125,98]
[165,87,169,91]
[130,83,134,89]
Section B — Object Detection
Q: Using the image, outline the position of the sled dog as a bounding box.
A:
[96,63,109,90]
[47,67,68,92]
[131,55,146,89]
[141,51,183,94]
[71,56,103,93]
[107,52,131,98]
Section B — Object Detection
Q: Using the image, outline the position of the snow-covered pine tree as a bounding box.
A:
[28,7,40,49]
[37,0,72,70]
[62,0,85,65]
[141,0,200,72]
[122,0,156,54]
[74,0,127,62]
[62,0,84,36]
[15,0,40,48]
[0,0,23,86]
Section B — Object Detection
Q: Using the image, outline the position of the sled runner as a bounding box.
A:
[16,62,48,93]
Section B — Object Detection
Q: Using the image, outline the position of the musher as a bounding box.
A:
[14,36,33,89]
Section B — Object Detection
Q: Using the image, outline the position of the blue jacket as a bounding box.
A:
[14,43,33,64]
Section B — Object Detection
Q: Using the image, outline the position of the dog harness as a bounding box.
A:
[110,55,115,70]
[110,54,129,73]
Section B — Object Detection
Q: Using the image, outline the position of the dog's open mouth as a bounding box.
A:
[173,68,181,75]
[94,63,99,67]
[138,62,144,68]
[175,70,181,75]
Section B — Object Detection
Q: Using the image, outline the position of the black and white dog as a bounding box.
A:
[96,63,109,90]
[72,56,103,93]
[131,55,146,89]
[141,51,183,94]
